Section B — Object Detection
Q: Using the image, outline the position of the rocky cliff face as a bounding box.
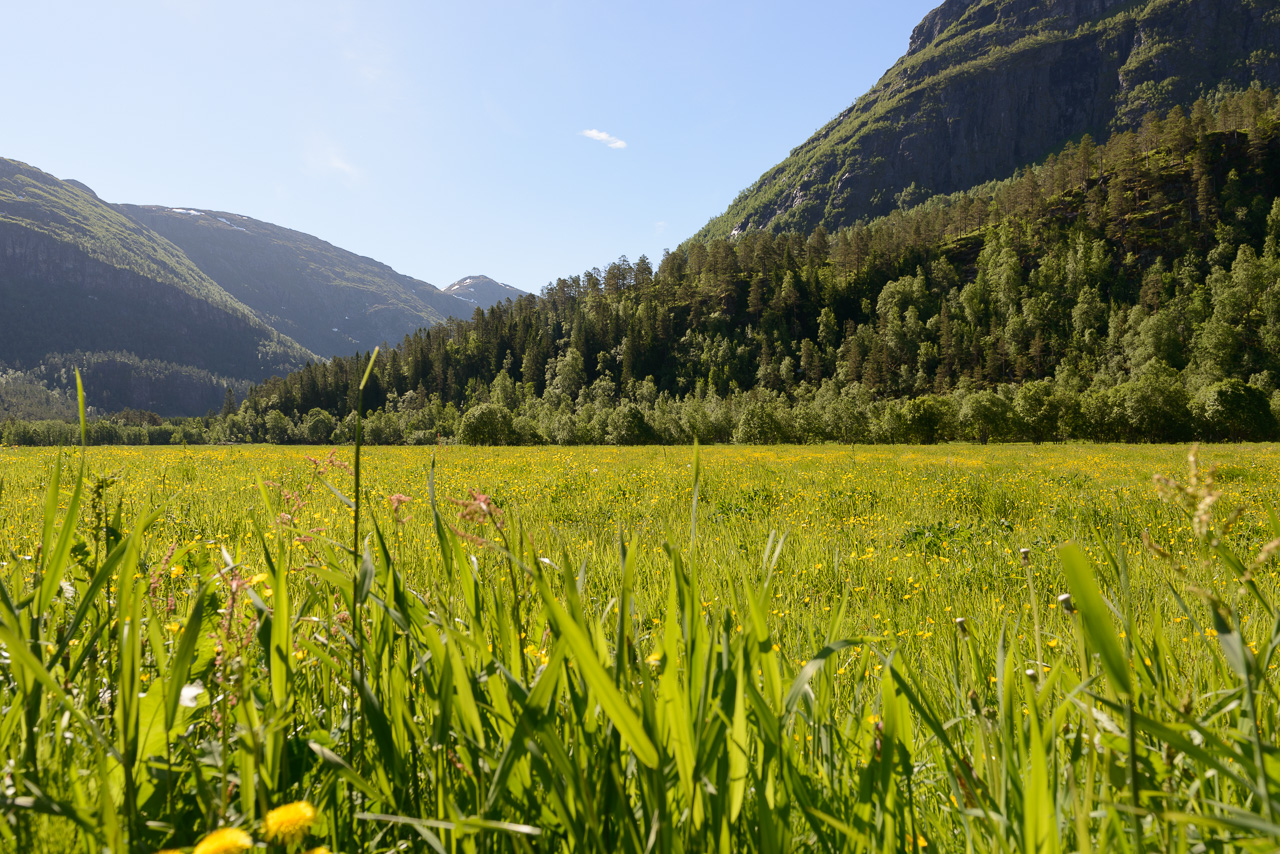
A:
[696,0,1280,241]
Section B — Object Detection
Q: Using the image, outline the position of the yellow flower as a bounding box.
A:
[304,848,332,854]
[170,565,185,578]
[264,800,317,845]
[193,827,253,854]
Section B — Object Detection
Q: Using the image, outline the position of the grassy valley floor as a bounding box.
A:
[2,442,1279,851]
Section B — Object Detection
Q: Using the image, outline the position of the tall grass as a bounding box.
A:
[2,382,1280,851]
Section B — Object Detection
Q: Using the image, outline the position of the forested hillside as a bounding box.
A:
[0,160,314,414]
[696,0,1280,240]
[34,88,1269,447]
[0,160,313,378]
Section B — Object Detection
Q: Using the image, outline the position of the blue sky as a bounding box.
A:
[4,0,939,293]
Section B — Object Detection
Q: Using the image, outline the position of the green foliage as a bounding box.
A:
[5,434,1280,851]
[458,402,515,445]
[901,394,956,444]
[1198,378,1280,440]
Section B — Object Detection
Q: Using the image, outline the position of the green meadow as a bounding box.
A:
[2,439,1280,852]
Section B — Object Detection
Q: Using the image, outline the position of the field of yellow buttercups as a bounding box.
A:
[3,440,1280,852]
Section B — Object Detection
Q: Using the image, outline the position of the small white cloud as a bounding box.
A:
[655,221,667,235]
[581,129,627,149]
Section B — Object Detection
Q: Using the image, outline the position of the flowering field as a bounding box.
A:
[2,440,1280,852]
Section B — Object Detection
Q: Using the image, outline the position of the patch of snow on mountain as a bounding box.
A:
[169,208,203,216]
[215,215,248,231]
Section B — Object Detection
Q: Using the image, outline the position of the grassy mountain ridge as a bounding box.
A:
[0,159,314,412]
[0,158,507,417]
[117,204,484,357]
[0,159,262,317]
[695,0,1280,242]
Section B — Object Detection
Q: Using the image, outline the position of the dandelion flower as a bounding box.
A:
[264,800,317,845]
[193,827,253,854]
[304,848,333,854]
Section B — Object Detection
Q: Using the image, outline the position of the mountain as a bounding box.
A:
[0,158,313,413]
[695,0,1280,241]
[0,157,507,416]
[442,275,528,311]
[116,205,482,356]
[238,90,1280,446]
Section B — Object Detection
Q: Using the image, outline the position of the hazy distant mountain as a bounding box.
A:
[118,204,479,356]
[0,157,505,416]
[442,275,528,311]
[696,0,1280,240]
[0,158,313,413]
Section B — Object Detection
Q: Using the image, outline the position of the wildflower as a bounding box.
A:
[264,800,317,845]
[193,827,253,854]
[170,565,185,578]
[389,493,413,524]
[450,488,504,528]
[304,848,333,854]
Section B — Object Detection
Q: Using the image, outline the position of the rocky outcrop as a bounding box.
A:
[697,0,1280,241]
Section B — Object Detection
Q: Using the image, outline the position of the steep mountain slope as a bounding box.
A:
[119,205,480,356]
[442,275,528,311]
[0,159,313,394]
[695,0,1280,241]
